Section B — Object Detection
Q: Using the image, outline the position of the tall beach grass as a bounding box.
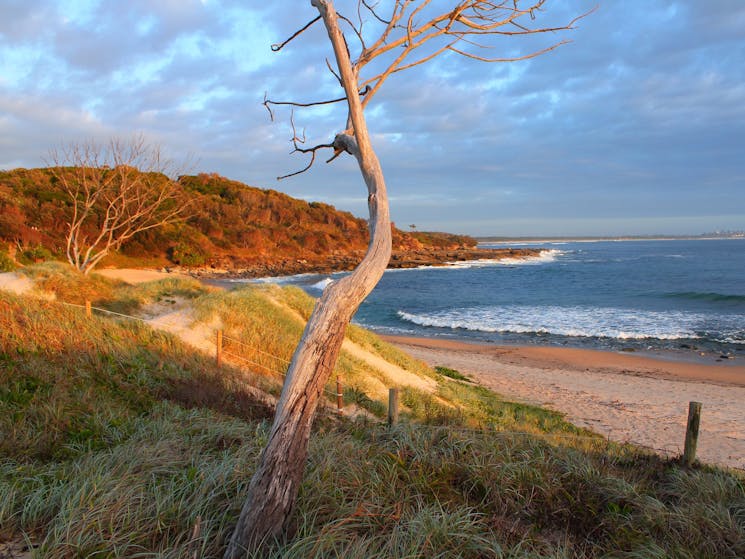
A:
[1,264,743,557]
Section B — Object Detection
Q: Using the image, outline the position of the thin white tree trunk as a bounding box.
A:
[223,2,391,556]
[224,0,584,554]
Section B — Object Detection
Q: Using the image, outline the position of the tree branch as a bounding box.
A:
[276,112,337,180]
[266,0,589,173]
[263,86,371,121]
[337,12,366,51]
[277,143,335,180]
[360,0,391,25]
[448,39,570,62]
[271,15,322,52]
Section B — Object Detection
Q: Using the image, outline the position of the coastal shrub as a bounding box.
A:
[169,240,209,267]
[17,244,53,265]
[407,230,477,249]
[0,249,16,271]
[0,167,482,276]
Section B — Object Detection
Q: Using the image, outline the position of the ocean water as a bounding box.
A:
[237,239,745,359]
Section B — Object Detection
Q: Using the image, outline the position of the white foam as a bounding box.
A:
[396,305,744,342]
[382,250,566,273]
[310,278,334,290]
[494,249,564,266]
[436,249,565,270]
[231,272,319,284]
[720,334,745,344]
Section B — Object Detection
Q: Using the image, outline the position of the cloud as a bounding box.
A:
[1,0,744,235]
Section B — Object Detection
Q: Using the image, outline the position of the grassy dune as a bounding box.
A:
[1,266,743,558]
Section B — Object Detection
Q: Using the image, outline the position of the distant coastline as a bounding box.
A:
[193,246,545,279]
[477,232,745,243]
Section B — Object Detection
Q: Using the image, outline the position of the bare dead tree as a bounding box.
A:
[48,136,188,274]
[225,1,588,555]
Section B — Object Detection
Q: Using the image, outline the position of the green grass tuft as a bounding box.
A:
[0,249,16,272]
[435,365,472,381]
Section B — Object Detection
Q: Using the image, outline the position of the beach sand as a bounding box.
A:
[383,335,745,470]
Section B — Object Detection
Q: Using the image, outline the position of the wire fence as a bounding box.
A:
[394,420,684,460]
[36,297,745,472]
[60,299,343,405]
[60,301,150,323]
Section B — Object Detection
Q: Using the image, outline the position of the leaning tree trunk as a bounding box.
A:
[224,2,392,557]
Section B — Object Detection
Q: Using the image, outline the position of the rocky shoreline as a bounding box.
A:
[189,247,544,279]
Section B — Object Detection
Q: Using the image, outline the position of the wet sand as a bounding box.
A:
[383,335,745,470]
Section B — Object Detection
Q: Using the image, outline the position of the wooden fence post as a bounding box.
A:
[85,300,92,318]
[388,387,399,427]
[336,376,343,416]
[215,330,223,368]
[683,401,702,466]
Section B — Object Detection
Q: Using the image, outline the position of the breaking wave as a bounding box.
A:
[442,249,565,269]
[397,305,745,343]
[310,278,334,291]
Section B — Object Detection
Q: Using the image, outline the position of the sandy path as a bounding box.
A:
[384,336,745,470]
[145,308,219,354]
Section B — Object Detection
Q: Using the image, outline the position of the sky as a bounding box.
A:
[1,1,744,237]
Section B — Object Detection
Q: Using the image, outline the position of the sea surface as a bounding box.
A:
[230,239,745,361]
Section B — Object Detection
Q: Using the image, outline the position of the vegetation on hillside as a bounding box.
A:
[0,266,743,557]
[0,168,476,272]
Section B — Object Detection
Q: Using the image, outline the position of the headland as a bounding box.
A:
[190,246,544,279]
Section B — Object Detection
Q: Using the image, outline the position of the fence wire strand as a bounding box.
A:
[61,301,150,323]
[222,334,292,365]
